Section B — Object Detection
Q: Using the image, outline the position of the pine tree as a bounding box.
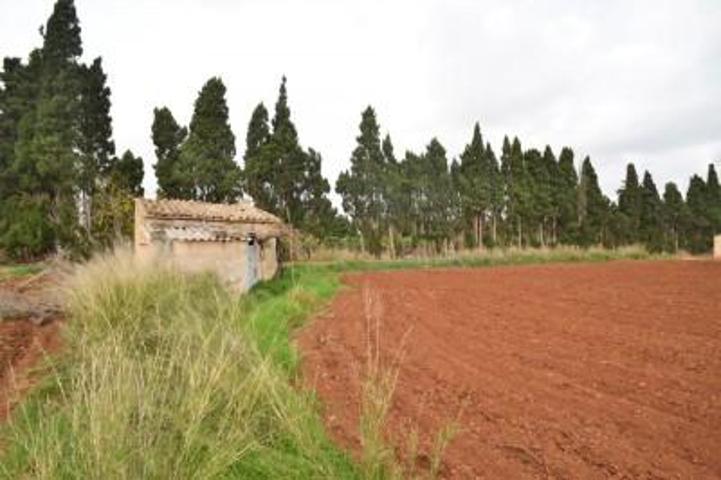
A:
[244,77,337,236]
[175,77,241,202]
[78,57,115,233]
[152,106,187,199]
[525,147,553,246]
[617,162,642,244]
[336,106,387,256]
[458,123,491,248]
[41,0,82,70]
[685,174,710,253]
[299,148,338,239]
[485,143,503,246]
[111,150,144,196]
[421,138,455,251]
[381,134,403,256]
[662,182,687,252]
[577,156,609,246]
[705,163,721,233]
[6,0,85,257]
[502,137,529,246]
[556,147,578,243]
[243,102,276,211]
[639,171,664,251]
[269,76,307,223]
[0,54,44,245]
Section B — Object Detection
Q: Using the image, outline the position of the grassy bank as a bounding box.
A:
[0,263,43,282]
[1,246,662,479]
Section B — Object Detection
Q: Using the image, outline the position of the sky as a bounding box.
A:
[2,0,720,206]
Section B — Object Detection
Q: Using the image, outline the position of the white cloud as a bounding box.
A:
[1,0,719,205]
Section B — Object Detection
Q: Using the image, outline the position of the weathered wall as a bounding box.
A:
[170,242,248,287]
[714,235,721,260]
[144,239,278,291]
[259,238,279,281]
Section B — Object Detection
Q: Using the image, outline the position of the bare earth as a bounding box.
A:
[298,261,721,479]
[0,273,63,422]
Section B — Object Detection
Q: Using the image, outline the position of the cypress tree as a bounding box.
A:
[78,57,115,233]
[335,106,387,255]
[245,103,270,160]
[617,162,642,244]
[458,123,491,248]
[299,148,338,239]
[175,77,241,203]
[243,102,275,211]
[685,174,710,253]
[662,182,687,252]
[556,147,578,243]
[7,0,84,257]
[577,156,609,246]
[111,150,144,197]
[422,138,455,251]
[706,163,721,233]
[152,106,187,199]
[270,76,307,222]
[639,171,664,251]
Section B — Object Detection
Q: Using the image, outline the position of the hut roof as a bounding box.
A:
[138,199,282,225]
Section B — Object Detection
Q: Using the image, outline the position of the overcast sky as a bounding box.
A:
[2,0,720,205]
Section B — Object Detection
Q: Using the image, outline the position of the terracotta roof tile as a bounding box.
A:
[138,199,282,224]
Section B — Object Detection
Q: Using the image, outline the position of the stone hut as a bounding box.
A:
[134,198,285,291]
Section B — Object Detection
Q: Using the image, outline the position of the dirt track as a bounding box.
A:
[298,261,721,479]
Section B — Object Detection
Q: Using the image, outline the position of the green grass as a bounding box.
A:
[0,245,663,479]
[0,263,43,282]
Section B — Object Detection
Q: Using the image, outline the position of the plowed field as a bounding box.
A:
[298,261,721,479]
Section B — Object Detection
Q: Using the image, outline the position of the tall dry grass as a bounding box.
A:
[1,249,356,479]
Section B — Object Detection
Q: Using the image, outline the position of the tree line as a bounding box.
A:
[0,0,142,259]
[1,0,719,261]
[336,108,721,256]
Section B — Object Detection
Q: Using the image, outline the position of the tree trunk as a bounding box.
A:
[478,214,484,250]
[388,224,396,259]
[492,214,497,245]
[539,221,545,247]
[517,217,523,248]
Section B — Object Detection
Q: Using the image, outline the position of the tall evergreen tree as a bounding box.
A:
[152,106,187,199]
[577,156,609,246]
[617,162,642,244]
[705,163,721,233]
[175,77,241,202]
[299,148,338,239]
[458,123,492,248]
[268,76,308,223]
[336,106,387,255]
[6,0,84,257]
[78,57,115,233]
[111,150,144,196]
[243,102,276,211]
[685,174,710,253]
[556,147,578,243]
[662,182,687,252]
[639,170,664,251]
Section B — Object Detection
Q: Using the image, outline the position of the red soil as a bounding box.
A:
[298,261,721,479]
[0,273,63,422]
[0,319,62,421]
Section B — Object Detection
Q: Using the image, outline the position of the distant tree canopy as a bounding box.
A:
[2,0,720,261]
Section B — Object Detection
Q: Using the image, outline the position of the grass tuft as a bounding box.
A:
[0,249,356,479]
